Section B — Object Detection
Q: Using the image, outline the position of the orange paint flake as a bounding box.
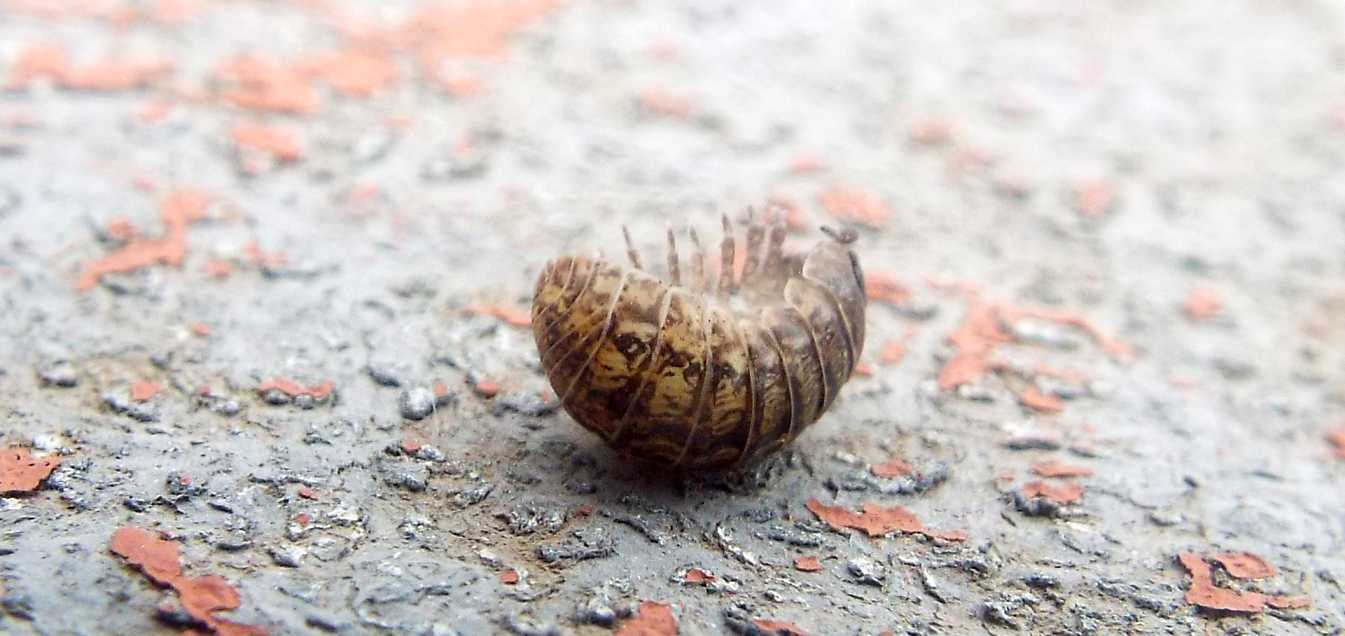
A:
[473,378,501,398]
[1018,387,1063,413]
[242,241,287,268]
[793,556,821,572]
[878,340,906,366]
[400,436,422,455]
[151,0,204,25]
[871,458,913,478]
[105,216,135,241]
[190,322,211,337]
[819,186,891,228]
[204,258,233,279]
[301,49,397,97]
[851,361,873,377]
[1,447,60,494]
[864,272,910,305]
[938,294,1132,392]
[1178,552,1309,613]
[137,99,174,123]
[638,88,695,119]
[1329,427,1345,459]
[406,0,567,58]
[76,189,209,290]
[996,304,1134,360]
[908,117,953,145]
[751,619,811,636]
[1213,552,1275,580]
[499,569,519,584]
[683,568,714,584]
[616,600,676,636]
[1073,179,1114,218]
[6,43,68,88]
[805,499,966,542]
[255,377,333,399]
[1030,461,1093,478]
[130,381,160,402]
[110,526,266,635]
[465,304,531,328]
[61,57,174,91]
[231,123,302,162]
[1183,288,1222,321]
[216,54,320,115]
[788,153,824,174]
[1020,480,1083,505]
[296,486,317,500]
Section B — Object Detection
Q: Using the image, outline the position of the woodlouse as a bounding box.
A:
[531,212,866,469]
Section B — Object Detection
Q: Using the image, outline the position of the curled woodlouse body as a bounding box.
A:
[531,211,866,469]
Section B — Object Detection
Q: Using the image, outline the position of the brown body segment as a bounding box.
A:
[531,218,866,470]
[616,289,710,465]
[678,306,753,468]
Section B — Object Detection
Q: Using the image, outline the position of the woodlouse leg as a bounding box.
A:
[689,226,706,292]
[742,207,765,284]
[622,226,643,270]
[717,214,736,297]
[764,217,787,283]
[665,225,681,286]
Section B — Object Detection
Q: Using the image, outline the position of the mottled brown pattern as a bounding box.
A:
[531,216,866,469]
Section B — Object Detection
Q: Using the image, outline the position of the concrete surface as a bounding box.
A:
[1,1,1343,634]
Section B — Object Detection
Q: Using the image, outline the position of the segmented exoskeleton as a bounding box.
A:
[531,211,866,469]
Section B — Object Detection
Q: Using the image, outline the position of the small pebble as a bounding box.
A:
[399,387,436,420]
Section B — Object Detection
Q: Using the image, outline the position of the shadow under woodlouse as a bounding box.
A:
[532,208,867,471]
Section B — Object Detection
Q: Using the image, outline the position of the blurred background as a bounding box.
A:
[1,1,1343,634]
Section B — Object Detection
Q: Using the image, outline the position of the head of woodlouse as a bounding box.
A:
[532,217,866,471]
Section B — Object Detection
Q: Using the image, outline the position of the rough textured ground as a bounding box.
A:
[2,1,1344,635]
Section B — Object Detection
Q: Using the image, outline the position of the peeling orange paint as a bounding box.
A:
[1030,460,1093,478]
[110,526,266,635]
[231,123,302,162]
[256,377,333,399]
[77,189,208,290]
[1178,552,1309,613]
[1,447,60,494]
[819,186,890,228]
[1020,480,1082,505]
[806,499,966,542]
